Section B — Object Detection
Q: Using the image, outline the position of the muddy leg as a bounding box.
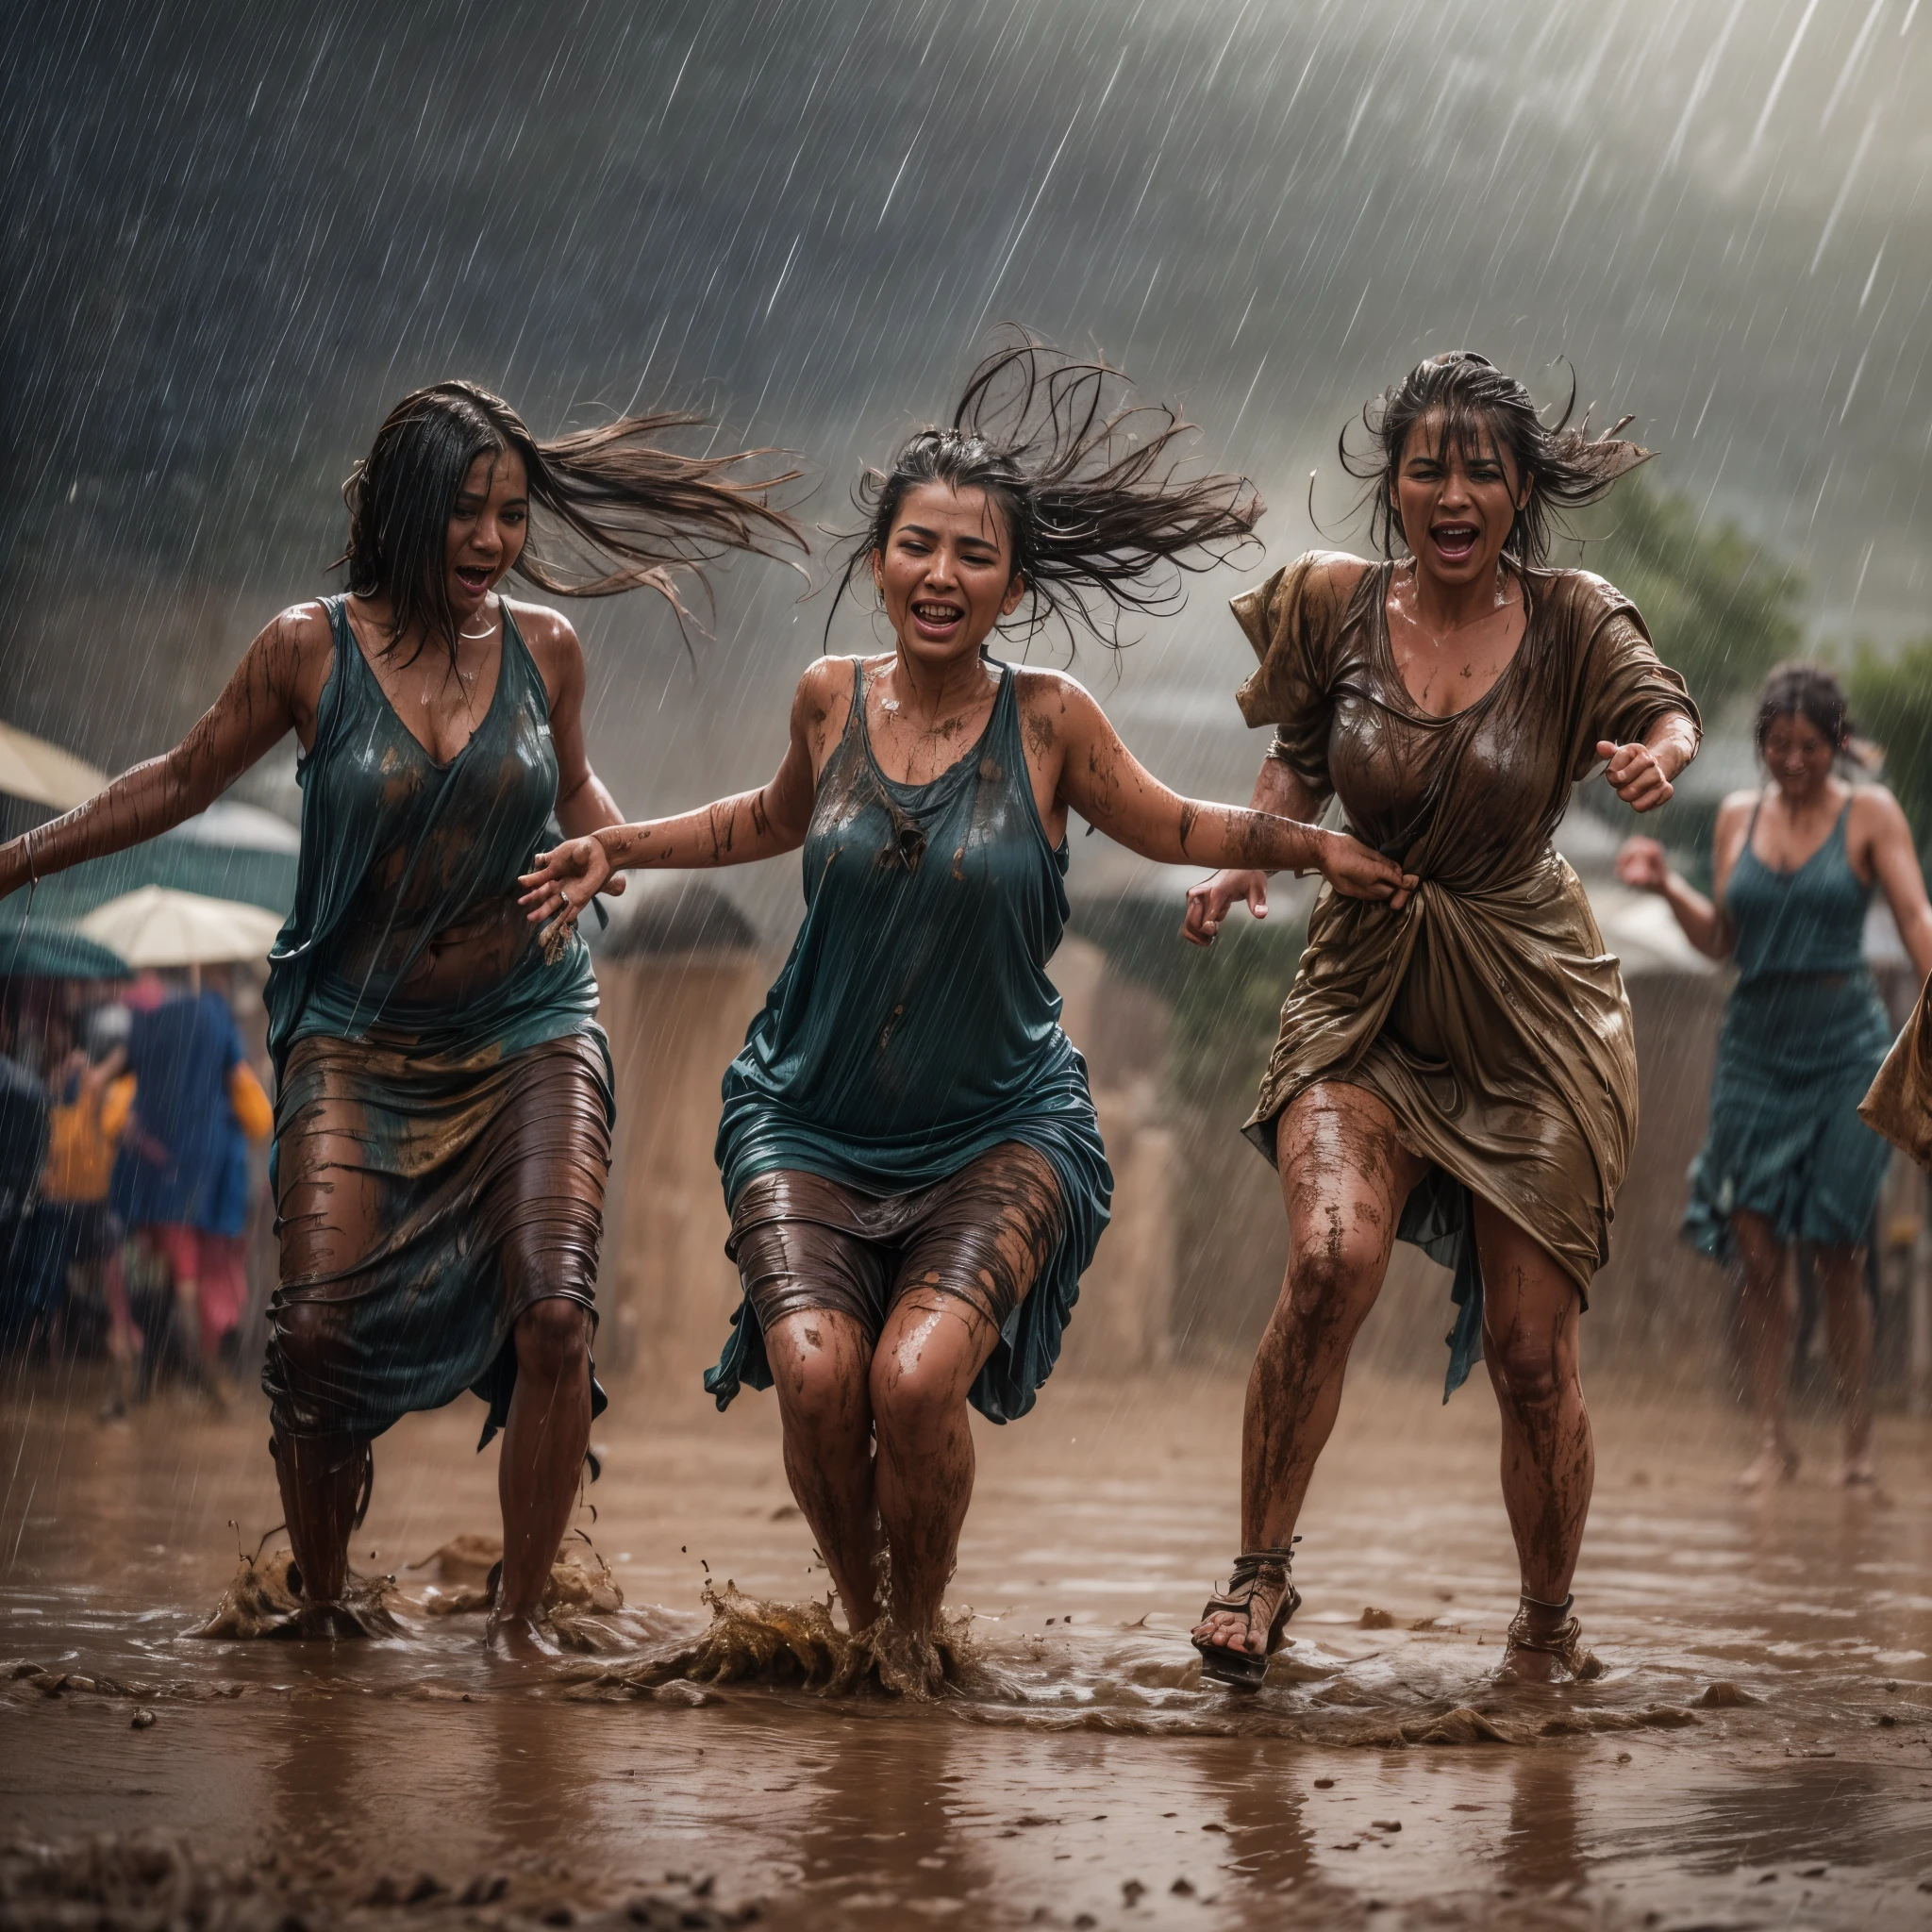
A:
[1813,1242,1874,1482]
[1475,1205,1592,1681]
[495,1298,593,1632]
[1731,1211,1798,1487]
[270,1424,365,1605]
[765,1308,884,1629]
[867,1295,1008,1636]
[1195,1084,1422,1662]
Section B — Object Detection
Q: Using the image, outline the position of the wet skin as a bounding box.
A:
[1618,711,1932,1488]
[520,481,1415,1638]
[1182,410,1698,1681]
[0,447,631,1640]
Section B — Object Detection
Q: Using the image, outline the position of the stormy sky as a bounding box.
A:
[6,0,1929,870]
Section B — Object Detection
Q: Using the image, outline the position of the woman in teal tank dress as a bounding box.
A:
[0,380,798,1643]
[523,341,1416,1660]
[1619,665,1932,1488]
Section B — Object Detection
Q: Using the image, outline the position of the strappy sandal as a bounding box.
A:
[1191,1541,1301,1689]
[1499,1591,1602,1682]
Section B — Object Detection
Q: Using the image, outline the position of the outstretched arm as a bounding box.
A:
[518,661,825,931]
[1613,792,1742,962]
[1040,675,1412,906]
[1866,789,1932,983]
[0,609,316,901]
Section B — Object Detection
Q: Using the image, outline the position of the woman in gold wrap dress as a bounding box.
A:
[1183,353,1699,1687]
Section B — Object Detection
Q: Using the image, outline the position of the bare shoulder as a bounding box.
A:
[248,601,335,691]
[503,597,580,667]
[792,654,861,748]
[1012,663,1107,740]
[1712,790,1761,845]
[1849,782,1910,835]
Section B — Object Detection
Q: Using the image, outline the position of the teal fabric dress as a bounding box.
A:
[1684,799,1893,1259]
[707,658,1112,1424]
[260,596,612,1446]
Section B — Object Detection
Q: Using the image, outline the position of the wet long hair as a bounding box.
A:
[1340,351,1650,570]
[833,336,1263,652]
[338,380,803,668]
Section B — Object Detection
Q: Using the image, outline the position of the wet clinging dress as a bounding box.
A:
[1231,553,1699,1391]
[1685,800,1894,1256]
[260,597,612,1446]
[707,659,1112,1424]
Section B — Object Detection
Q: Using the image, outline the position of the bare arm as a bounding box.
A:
[517,660,827,929]
[1180,751,1336,946]
[1613,792,1747,962]
[1863,789,1932,983]
[0,609,319,900]
[1039,675,1411,917]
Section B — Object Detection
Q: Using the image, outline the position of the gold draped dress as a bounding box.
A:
[1230,553,1699,1391]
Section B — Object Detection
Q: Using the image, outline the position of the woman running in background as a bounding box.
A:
[0,381,799,1649]
[1183,351,1700,1688]
[1619,664,1932,1488]
[520,341,1413,1677]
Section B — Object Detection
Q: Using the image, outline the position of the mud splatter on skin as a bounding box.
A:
[744,1149,1059,1641]
[1203,1080,1601,1678]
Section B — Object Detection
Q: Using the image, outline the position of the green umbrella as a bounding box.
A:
[0,922,129,981]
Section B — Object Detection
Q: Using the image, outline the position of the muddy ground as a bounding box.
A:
[2,1364,1928,1929]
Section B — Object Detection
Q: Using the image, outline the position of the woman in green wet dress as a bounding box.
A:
[0,381,797,1647]
[521,341,1413,1664]
[1619,664,1932,1488]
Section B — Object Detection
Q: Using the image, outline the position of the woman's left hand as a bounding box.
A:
[518,835,615,941]
[1597,739,1674,812]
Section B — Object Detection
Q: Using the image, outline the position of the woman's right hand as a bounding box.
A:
[1614,835,1670,893]
[518,834,614,937]
[1182,869,1270,947]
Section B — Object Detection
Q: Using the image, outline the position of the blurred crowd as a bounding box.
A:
[0,965,271,1413]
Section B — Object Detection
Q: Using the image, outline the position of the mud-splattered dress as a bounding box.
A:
[260,596,612,1447]
[1231,554,1698,1392]
[707,658,1111,1424]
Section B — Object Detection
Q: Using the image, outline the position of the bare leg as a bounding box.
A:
[1474,1203,1593,1681]
[1194,1084,1425,1662]
[492,1299,593,1640]
[1731,1211,1798,1487]
[270,1415,366,1605]
[869,1292,1010,1635]
[100,1243,142,1418]
[1812,1242,1874,1482]
[765,1307,885,1629]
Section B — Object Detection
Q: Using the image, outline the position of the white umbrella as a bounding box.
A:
[77,885,283,969]
[0,719,108,810]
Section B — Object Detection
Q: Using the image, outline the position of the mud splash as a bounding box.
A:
[566,1581,974,1700]
[194,1533,628,1649]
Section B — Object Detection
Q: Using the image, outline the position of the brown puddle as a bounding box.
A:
[3,1366,1931,1927]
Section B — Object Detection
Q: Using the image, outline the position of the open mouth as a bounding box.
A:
[910,598,966,638]
[455,565,491,594]
[1430,523,1479,563]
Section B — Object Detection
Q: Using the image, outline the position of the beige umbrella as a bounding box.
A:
[0,719,108,810]
[78,885,283,969]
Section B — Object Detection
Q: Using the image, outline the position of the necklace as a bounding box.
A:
[458,620,494,640]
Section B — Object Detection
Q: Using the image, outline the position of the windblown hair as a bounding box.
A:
[834,336,1263,652]
[1755,661,1853,754]
[338,380,803,667]
[1341,351,1651,570]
